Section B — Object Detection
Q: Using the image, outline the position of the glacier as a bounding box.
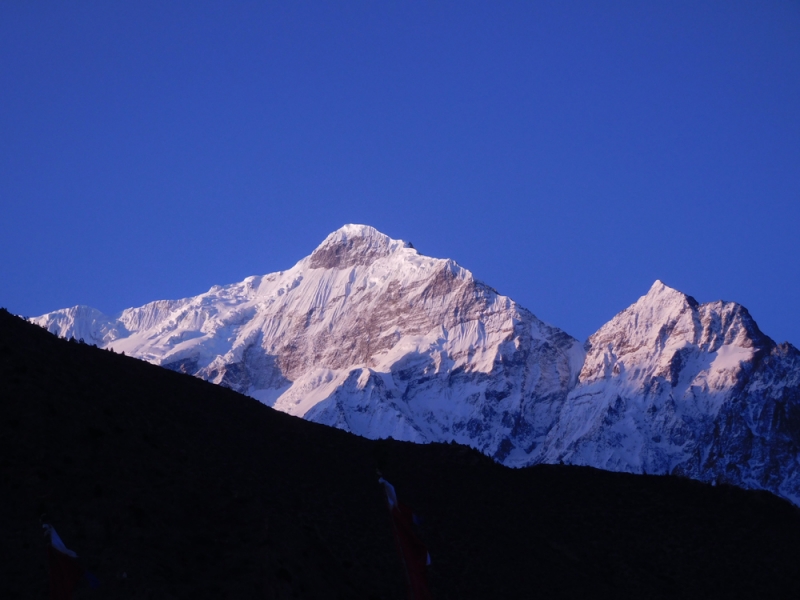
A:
[31,225,800,504]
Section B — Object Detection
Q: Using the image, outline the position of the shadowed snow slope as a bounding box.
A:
[32,229,800,504]
[32,225,584,465]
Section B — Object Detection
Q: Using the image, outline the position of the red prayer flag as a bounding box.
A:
[47,545,85,600]
[43,524,85,600]
[380,477,433,600]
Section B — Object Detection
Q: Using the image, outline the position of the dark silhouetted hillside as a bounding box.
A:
[2,309,800,599]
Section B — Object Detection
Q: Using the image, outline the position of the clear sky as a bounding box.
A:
[1,2,798,345]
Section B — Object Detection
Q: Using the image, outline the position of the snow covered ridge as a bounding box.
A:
[32,225,800,505]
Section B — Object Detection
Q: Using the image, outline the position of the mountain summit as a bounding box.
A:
[32,227,800,504]
[308,224,412,269]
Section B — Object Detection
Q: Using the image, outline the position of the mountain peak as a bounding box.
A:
[326,223,387,241]
[647,279,670,295]
[308,224,413,269]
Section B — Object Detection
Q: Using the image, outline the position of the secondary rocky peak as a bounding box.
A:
[585,281,771,361]
[627,282,768,352]
[308,224,412,270]
[545,278,800,505]
[584,281,696,355]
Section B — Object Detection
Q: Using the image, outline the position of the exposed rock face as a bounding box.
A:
[540,281,800,504]
[32,224,584,464]
[31,228,800,504]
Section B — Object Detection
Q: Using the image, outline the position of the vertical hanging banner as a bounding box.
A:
[43,523,98,599]
[379,476,433,600]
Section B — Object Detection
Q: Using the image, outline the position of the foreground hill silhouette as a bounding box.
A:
[3,309,800,599]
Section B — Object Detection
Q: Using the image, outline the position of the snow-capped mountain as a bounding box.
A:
[542,281,800,504]
[31,225,800,504]
[32,225,584,465]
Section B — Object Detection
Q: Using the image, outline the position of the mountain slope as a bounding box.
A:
[5,310,800,599]
[32,224,584,464]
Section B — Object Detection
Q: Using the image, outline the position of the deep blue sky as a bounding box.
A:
[2,2,798,344]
